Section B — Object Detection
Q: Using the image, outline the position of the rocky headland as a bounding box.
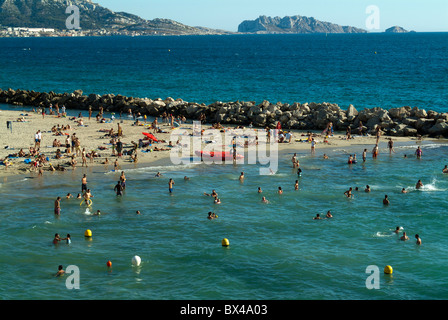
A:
[1,88,447,138]
[238,15,367,34]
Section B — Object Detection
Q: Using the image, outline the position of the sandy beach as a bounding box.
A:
[0,108,430,179]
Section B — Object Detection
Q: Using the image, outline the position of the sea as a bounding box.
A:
[1,33,448,302]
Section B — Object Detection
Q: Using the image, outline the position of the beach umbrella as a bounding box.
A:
[142,132,158,142]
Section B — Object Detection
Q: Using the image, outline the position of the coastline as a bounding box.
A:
[1,107,441,181]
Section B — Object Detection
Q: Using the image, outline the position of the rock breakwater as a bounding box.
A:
[1,88,447,138]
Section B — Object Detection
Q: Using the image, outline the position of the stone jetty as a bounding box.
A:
[1,88,447,137]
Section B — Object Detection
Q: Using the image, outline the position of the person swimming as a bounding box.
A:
[261,196,269,204]
[62,234,71,244]
[400,232,409,241]
[53,233,61,244]
[55,265,65,277]
[416,180,423,189]
[344,187,353,198]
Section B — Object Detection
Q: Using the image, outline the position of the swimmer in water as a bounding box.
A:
[55,265,65,277]
[294,180,299,190]
[278,186,283,194]
[257,187,262,193]
[53,233,61,244]
[326,211,333,218]
[66,193,73,199]
[261,196,269,204]
[401,188,408,193]
[416,180,423,189]
[364,185,371,193]
[207,212,217,220]
[400,232,409,241]
[214,198,221,204]
[114,180,123,196]
[394,226,401,234]
[383,195,390,205]
[313,213,322,220]
[155,172,162,177]
[344,187,353,198]
[415,234,422,245]
[443,165,448,173]
[61,234,71,244]
[83,189,93,205]
[204,189,218,198]
[239,172,245,182]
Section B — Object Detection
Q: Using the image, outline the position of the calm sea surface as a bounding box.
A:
[1,34,448,300]
[0,33,447,111]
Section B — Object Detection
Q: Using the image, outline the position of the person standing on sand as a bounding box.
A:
[375,126,381,144]
[81,148,88,167]
[116,139,123,158]
[117,123,123,137]
[311,138,316,154]
[74,137,82,157]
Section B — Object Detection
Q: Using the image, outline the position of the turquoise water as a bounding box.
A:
[1,139,448,300]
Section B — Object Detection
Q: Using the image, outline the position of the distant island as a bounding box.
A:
[238,15,367,34]
[385,26,410,33]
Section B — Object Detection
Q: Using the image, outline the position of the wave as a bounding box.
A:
[110,162,202,175]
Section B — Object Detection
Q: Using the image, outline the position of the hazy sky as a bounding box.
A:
[98,0,448,32]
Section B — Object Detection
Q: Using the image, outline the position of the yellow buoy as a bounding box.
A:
[84,229,92,237]
[221,238,229,247]
[384,265,393,274]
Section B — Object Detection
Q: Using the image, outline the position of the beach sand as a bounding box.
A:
[0,108,428,179]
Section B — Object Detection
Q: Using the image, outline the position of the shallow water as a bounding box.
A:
[1,139,448,300]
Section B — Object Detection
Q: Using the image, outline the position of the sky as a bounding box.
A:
[97,0,448,32]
